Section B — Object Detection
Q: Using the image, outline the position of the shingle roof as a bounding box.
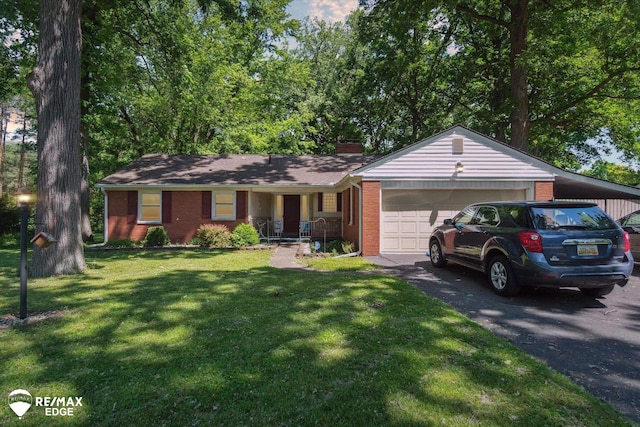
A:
[98,154,375,187]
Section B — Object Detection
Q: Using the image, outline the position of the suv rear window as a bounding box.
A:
[531,206,616,230]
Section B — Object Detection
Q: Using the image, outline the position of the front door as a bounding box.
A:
[283,195,301,235]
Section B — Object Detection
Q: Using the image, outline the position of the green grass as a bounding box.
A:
[0,246,632,426]
[300,255,381,272]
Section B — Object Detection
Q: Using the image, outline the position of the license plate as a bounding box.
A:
[577,245,598,256]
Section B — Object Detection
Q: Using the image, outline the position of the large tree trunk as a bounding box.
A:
[27,0,85,277]
[509,0,530,152]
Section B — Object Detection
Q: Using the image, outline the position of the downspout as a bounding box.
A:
[102,189,109,244]
[335,177,362,257]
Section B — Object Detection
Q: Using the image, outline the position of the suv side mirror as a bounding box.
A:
[443,219,453,225]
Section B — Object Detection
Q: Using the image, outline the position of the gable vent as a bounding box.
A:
[452,138,464,154]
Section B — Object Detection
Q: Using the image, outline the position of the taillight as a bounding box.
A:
[624,231,631,252]
[519,231,543,253]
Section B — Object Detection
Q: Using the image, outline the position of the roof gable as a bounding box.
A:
[353,125,554,181]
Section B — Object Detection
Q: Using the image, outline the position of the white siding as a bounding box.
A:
[359,130,554,182]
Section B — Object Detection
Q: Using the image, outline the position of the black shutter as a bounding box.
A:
[202,191,212,219]
[162,191,172,223]
[337,192,342,212]
[127,191,138,224]
[318,192,323,212]
[236,191,247,220]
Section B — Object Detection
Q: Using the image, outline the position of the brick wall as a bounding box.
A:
[107,190,248,243]
[361,181,380,256]
[534,181,554,201]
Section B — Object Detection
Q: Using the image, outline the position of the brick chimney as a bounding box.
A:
[336,141,364,155]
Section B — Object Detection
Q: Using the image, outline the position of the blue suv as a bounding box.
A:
[428,201,634,297]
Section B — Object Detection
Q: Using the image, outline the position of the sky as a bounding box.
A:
[287,0,358,23]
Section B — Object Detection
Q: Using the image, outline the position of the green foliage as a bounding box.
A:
[0,195,20,235]
[143,226,170,247]
[197,224,232,248]
[324,239,355,255]
[231,223,259,247]
[325,239,344,254]
[341,240,356,254]
[104,238,141,248]
[583,160,640,186]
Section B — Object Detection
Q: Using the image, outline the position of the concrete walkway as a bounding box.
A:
[269,243,306,269]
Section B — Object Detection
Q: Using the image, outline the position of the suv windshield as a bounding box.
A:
[531,206,616,230]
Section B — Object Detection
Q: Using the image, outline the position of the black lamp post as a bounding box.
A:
[16,187,33,320]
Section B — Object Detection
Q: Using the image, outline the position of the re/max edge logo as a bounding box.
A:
[8,389,83,418]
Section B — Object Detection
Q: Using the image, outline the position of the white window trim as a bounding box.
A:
[138,191,162,224]
[212,191,236,220]
[349,186,354,225]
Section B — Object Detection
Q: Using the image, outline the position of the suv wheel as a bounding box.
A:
[580,285,614,297]
[429,240,447,267]
[488,255,520,296]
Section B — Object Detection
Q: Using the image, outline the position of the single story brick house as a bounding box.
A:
[97,125,640,255]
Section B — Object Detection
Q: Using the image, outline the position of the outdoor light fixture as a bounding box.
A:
[16,188,33,320]
[16,187,32,205]
[455,162,464,173]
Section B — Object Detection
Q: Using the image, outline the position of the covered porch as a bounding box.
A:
[248,191,343,242]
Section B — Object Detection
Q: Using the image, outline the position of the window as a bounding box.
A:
[531,206,616,230]
[622,212,640,226]
[474,206,500,226]
[322,193,337,212]
[139,192,161,223]
[213,192,235,219]
[453,206,476,226]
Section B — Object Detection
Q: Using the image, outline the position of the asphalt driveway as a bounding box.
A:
[367,254,640,424]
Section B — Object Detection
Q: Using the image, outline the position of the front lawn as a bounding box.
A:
[0,247,631,426]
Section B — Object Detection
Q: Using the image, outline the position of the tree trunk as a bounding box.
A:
[509,0,530,152]
[27,0,85,277]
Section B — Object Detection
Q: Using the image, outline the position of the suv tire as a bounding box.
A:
[488,255,520,296]
[429,240,447,267]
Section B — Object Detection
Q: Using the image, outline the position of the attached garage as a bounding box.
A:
[380,188,527,253]
[352,126,561,255]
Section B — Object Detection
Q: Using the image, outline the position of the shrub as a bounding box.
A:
[144,226,170,247]
[325,239,345,254]
[104,238,140,248]
[231,223,260,247]
[197,224,232,248]
[323,239,357,255]
[341,241,356,254]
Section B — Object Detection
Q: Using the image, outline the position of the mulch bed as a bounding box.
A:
[0,310,67,330]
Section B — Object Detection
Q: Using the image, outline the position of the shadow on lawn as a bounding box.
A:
[0,250,627,426]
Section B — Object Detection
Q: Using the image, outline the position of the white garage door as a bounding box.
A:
[381,189,526,253]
